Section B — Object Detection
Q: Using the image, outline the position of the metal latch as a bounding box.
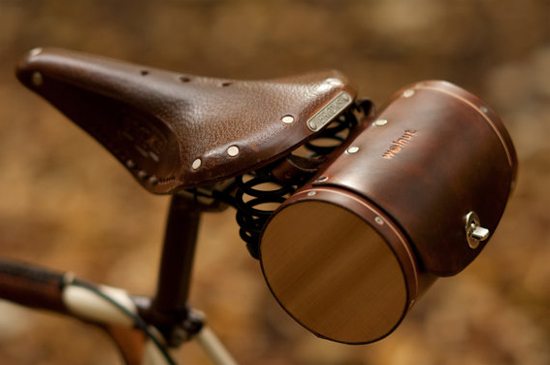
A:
[465,211,490,249]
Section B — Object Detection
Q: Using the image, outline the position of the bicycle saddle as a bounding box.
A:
[16,48,356,194]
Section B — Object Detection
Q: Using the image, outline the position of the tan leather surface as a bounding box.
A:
[313,81,517,276]
[16,48,356,193]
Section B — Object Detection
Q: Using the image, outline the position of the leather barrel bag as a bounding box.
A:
[259,80,517,344]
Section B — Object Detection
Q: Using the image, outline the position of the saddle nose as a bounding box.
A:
[16,48,357,194]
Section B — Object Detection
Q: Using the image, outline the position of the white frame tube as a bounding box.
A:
[61,282,239,365]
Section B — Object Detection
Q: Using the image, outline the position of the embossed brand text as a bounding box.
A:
[382,130,417,159]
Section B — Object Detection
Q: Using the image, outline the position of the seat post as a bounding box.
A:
[147,193,203,344]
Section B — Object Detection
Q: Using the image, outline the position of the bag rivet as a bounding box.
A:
[316,176,328,182]
[346,146,360,154]
[373,119,388,127]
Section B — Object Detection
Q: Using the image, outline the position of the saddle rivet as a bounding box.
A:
[325,78,343,86]
[137,170,147,180]
[307,191,316,196]
[316,176,328,182]
[227,146,240,157]
[281,115,294,124]
[374,216,384,225]
[346,146,360,154]
[480,106,489,114]
[403,89,415,98]
[31,71,43,86]
[29,47,43,57]
[373,119,388,127]
[191,158,202,170]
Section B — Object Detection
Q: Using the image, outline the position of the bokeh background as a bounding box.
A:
[0,1,548,364]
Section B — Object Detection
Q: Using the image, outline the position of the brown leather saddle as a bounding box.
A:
[16,48,357,194]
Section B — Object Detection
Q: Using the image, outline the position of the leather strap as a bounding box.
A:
[16,48,356,193]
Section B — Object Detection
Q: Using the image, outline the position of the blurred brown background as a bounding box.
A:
[0,1,548,364]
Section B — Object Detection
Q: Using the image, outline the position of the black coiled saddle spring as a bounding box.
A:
[234,105,365,259]
[235,171,295,259]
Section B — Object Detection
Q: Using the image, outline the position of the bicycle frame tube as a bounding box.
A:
[0,194,239,364]
[145,194,201,340]
[0,259,239,365]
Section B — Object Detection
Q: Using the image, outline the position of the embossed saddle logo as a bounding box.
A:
[382,130,417,159]
[120,111,167,163]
